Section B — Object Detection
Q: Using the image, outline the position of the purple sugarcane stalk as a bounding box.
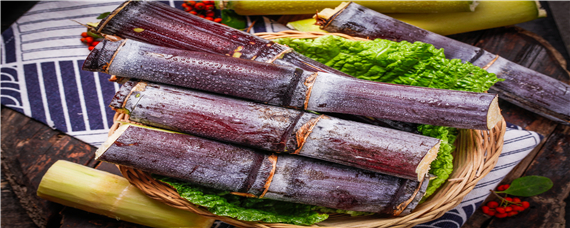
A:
[96,123,429,214]
[317,2,570,125]
[84,39,501,130]
[94,0,346,76]
[111,80,441,181]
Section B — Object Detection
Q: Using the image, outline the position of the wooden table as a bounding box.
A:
[2,8,570,228]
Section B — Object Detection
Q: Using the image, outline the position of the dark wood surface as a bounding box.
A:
[2,5,570,228]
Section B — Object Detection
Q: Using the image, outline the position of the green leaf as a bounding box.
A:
[221,9,246,30]
[133,28,145,33]
[97,12,111,19]
[499,176,553,197]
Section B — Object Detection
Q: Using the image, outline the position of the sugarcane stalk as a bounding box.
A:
[220,0,477,15]
[96,123,429,214]
[316,2,570,125]
[37,160,215,228]
[111,80,441,181]
[92,0,497,132]
[94,0,347,76]
[388,1,546,35]
[84,39,501,130]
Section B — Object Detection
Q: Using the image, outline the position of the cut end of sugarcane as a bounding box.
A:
[535,1,547,18]
[415,141,441,182]
[315,2,349,21]
[487,96,502,130]
[96,124,130,159]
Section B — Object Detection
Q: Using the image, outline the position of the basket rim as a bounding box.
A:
[110,31,507,228]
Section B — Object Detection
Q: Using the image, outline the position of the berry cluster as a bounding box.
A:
[481,184,530,218]
[182,0,222,23]
[80,32,100,51]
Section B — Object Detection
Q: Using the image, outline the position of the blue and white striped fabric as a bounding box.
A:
[1,1,542,227]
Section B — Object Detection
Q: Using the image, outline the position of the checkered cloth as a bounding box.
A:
[0,2,542,227]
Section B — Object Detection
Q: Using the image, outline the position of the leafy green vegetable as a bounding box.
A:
[417,125,457,200]
[274,35,503,200]
[221,9,246,30]
[275,35,502,93]
[497,176,553,197]
[155,176,329,225]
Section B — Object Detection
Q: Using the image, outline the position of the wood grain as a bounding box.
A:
[0,106,146,228]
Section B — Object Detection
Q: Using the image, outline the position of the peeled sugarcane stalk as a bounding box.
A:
[93,0,348,77]
[83,39,501,130]
[316,2,570,125]
[37,160,215,228]
[219,0,477,15]
[110,80,441,181]
[388,1,546,35]
[96,123,429,215]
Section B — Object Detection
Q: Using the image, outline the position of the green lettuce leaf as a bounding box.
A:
[275,35,502,93]
[275,35,502,200]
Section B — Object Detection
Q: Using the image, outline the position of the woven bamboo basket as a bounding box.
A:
[111,31,507,228]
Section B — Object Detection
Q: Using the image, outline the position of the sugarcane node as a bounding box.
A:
[259,154,278,198]
[266,46,293,63]
[96,0,132,33]
[394,175,428,216]
[293,115,325,155]
[303,72,319,110]
[230,192,257,198]
[482,55,500,70]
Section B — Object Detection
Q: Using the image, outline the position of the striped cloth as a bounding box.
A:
[0,2,542,227]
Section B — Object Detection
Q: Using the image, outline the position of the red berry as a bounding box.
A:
[206,5,215,10]
[202,0,212,4]
[508,211,518,217]
[214,18,222,23]
[189,10,198,15]
[85,37,94,44]
[198,14,205,18]
[194,2,205,10]
[487,201,499,208]
[495,213,508,218]
[187,1,196,6]
[186,5,193,11]
[91,41,100,47]
[505,206,513,212]
[513,205,525,212]
[513,197,521,203]
[205,17,213,21]
[181,3,188,7]
[80,38,86,43]
[504,197,513,202]
[497,184,508,191]
[88,46,95,51]
[503,184,510,190]
[487,210,496,216]
[522,201,530,209]
[496,207,506,214]
[81,32,88,37]
[205,11,215,17]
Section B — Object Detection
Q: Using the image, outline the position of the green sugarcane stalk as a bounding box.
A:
[289,1,545,35]
[37,160,215,228]
[220,0,477,15]
[387,1,546,35]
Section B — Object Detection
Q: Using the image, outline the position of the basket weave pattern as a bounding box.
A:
[112,31,507,228]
